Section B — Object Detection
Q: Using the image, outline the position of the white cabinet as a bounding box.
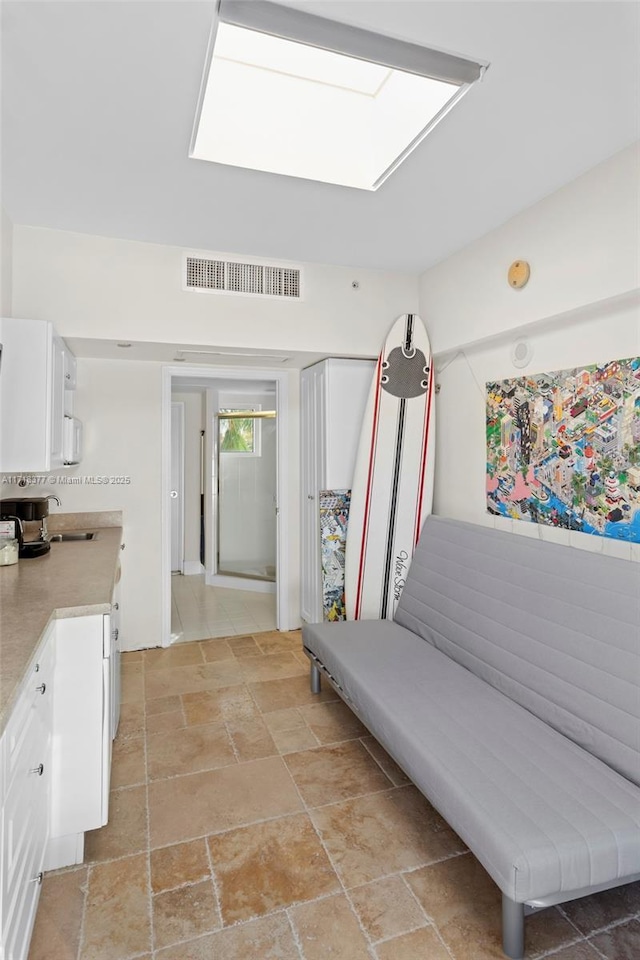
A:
[45,614,111,871]
[0,622,55,960]
[110,575,122,740]
[0,317,77,473]
[300,358,375,623]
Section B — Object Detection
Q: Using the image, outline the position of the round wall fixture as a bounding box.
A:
[508,260,530,288]
[511,339,533,369]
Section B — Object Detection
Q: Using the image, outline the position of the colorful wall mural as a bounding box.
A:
[486,356,640,543]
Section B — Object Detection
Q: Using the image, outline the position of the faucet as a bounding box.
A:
[41,495,61,541]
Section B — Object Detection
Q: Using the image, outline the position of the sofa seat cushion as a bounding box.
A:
[302,620,640,904]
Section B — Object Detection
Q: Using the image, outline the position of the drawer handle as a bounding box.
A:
[34,663,40,673]
[30,872,44,885]
[35,683,46,695]
[30,763,45,776]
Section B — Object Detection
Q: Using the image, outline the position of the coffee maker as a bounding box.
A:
[0,495,61,558]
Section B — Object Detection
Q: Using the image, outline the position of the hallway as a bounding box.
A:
[171,574,277,643]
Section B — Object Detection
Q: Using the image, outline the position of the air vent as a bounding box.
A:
[186,257,225,290]
[185,256,301,299]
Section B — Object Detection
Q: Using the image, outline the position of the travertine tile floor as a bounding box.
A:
[29,631,640,960]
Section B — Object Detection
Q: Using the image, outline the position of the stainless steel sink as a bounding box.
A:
[50,531,99,542]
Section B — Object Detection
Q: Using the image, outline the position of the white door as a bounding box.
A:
[170,402,185,574]
[300,366,320,623]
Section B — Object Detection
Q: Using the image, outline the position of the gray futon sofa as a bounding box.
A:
[302,516,640,959]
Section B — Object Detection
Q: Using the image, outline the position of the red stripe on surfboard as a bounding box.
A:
[414,357,434,547]
[354,354,383,620]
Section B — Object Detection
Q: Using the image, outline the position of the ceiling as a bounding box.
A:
[65,337,334,370]
[2,1,639,273]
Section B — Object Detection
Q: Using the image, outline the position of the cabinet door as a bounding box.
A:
[110,580,122,740]
[0,623,54,960]
[49,336,66,468]
[50,615,108,838]
[300,367,321,624]
[63,344,76,417]
[324,359,375,488]
[299,359,375,625]
[0,319,73,471]
[0,318,51,472]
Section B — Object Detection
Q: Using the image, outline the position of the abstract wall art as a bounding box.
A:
[486,356,640,542]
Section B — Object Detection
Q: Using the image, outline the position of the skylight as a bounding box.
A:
[191,1,486,191]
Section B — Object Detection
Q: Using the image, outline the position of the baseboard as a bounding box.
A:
[44,832,84,871]
[183,561,206,576]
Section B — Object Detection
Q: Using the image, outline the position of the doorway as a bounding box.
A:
[210,392,278,591]
[162,366,291,647]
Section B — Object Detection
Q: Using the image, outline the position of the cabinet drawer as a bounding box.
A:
[3,630,54,791]
[1,743,49,960]
[0,622,54,960]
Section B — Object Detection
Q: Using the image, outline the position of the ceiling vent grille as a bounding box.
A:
[185,256,301,299]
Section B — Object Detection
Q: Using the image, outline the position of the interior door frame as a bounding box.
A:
[170,401,186,574]
[161,365,291,647]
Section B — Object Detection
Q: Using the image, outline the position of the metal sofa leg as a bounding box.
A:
[502,895,525,959]
[310,662,322,694]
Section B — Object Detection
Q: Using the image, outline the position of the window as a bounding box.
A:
[219,409,259,455]
[191,0,486,190]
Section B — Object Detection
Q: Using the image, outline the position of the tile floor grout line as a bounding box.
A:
[146,806,330,855]
[537,937,600,960]
[283,907,307,960]
[75,861,92,960]
[72,866,90,960]
[145,919,264,958]
[554,901,635,959]
[359,736,409,787]
[203,830,225,944]
[298,779,412,814]
[279,738,380,960]
[391,874,458,960]
[143,720,155,960]
[222,716,242,764]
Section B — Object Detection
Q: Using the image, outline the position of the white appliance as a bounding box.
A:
[63,416,82,465]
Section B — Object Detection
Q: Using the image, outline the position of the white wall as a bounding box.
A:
[172,391,204,570]
[1,206,13,316]
[422,142,640,561]
[8,231,416,645]
[11,226,419,356]
[40,359,163,650]
[421,142,639,355]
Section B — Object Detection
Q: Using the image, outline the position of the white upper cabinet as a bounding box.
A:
[0,318,77,473]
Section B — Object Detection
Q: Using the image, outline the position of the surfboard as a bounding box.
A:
[345,314,436,621]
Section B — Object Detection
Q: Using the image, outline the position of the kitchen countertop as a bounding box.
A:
[0,515,123,735]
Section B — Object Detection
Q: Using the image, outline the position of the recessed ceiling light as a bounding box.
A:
[191,1,487,191]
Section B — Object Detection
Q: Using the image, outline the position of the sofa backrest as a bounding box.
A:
[395,516,640,786]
